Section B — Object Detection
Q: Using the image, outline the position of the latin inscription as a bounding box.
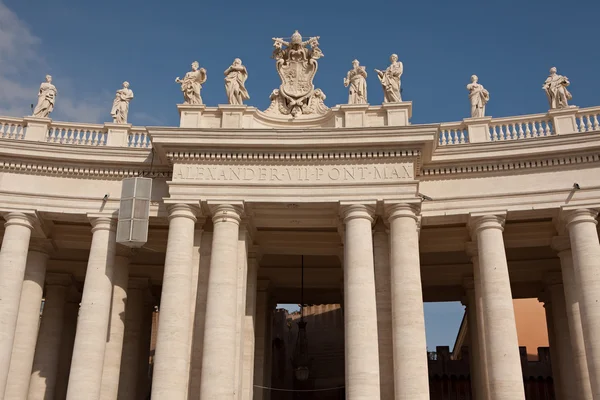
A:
[173,164,414,184]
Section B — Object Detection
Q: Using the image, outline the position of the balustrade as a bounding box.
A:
[489,114,553,141]
[438,122,469,146]
[47,123,107,146]
[0,118,26,140]
[576,107,600,133]
[128,129,152,148]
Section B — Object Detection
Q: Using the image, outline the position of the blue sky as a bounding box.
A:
[1,0,593,348]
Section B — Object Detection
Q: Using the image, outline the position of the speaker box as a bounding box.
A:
[116,177,152,247]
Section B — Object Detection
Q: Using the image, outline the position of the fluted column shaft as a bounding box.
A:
[0,212,35,399]
[564,209,600,398]
[200,204,242,400]
[28,273,72,400]
[464,280,485,400]
[373,220,394,400]
[151,204,197,400]
[470,214,525,400]
[100,255,130,400]
[66,216,117,400]
[386,204,428,400]
[4,248,48,400]
[554,237,593,400]
[341,204,380,400]
[117,278,149,400]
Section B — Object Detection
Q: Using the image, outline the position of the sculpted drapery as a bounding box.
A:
[111,82,134,124]
[467,75,490,118]
[344,60,367,104]
[33,75,57,118]
[176,61,207,105]
[224,58,249,105]
[375,54,403,103]
[543,67,572,109]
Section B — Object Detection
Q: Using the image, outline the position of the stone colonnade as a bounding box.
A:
[1,205,600,399]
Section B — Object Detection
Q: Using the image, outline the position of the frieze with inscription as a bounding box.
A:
[173,163,414,184]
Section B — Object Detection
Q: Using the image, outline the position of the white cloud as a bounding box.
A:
[0,1,107,123]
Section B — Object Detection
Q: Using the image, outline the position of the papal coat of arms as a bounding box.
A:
[264,30,329,117]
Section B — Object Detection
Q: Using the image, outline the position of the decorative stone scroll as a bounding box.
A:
[264,30,329,117]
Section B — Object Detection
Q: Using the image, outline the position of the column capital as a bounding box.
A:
[166,203,199,223]
[468,212,507,235]
[45,272,73,287]
[207,202,244,225]
[372,218,387,234]
[29,238,54,255]
[551,236,571,254]
[88,215,117,232]
[339,203,376,224]
[383,202,420,222]
[560,208,599,229]
[2,211,36,230]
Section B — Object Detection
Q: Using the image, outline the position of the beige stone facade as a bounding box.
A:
[1,102,600,400]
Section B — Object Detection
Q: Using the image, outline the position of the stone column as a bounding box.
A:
[4,244,49,400]
[0,212,35,398]
[66,216,117,400]
[235,223,249,399]
[373,219,394,400]
[469,252,490,400]
[553,236,593,400]
[253,280,270,400]
[463,278,485,400]
[242,251,259,400]
[188,231,212,400]
[545,273,578,399]
[117,277,150,400]
[562,209,600,398]
[542,299,562,400]
[200,204,243,400]
[341,204,381,400]
[27,273,72,400]
[385,203,428,400]
[100,254,131,400]
[53,299,80,400]
[151,204,197,400]
[469,213,525,400]
[187,225,204,392]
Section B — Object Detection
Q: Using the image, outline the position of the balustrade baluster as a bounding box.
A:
[517,122,524,139]
[593,115,600,131]
[586,115,593,132]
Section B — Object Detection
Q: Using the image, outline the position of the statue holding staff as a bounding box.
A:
[344,59,367,104]
[375,54,403,103]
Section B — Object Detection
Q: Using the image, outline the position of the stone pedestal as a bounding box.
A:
[104,122,132,147]
[23,117,51,142]
[0,212,35,397]
[177,104,206,128]
[339,104,370,128]
[219,104,249,129]
[549,106,578,135]
[382,101,412,126]
[464,116,492,143]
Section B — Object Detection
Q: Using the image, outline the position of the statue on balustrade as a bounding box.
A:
[224,58,250,105]
[543,67,572,109]
[32,75,57,118]
[111,81,134,124]
[344,60,368,104]
[175,61,207,105]
[466,75,490,118]
[375,54,403,103]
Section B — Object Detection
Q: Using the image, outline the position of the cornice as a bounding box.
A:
[167,149,421,162]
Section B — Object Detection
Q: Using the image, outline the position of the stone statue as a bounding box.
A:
[344,60,368,104]
[265,30,328,117]
[32,75,57,118]
[466,75,489,118]
[543,67,572,109]
[111,81,134,124]
[224,58,249,105]
[175,61,207,105]
[375,54,403,103]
